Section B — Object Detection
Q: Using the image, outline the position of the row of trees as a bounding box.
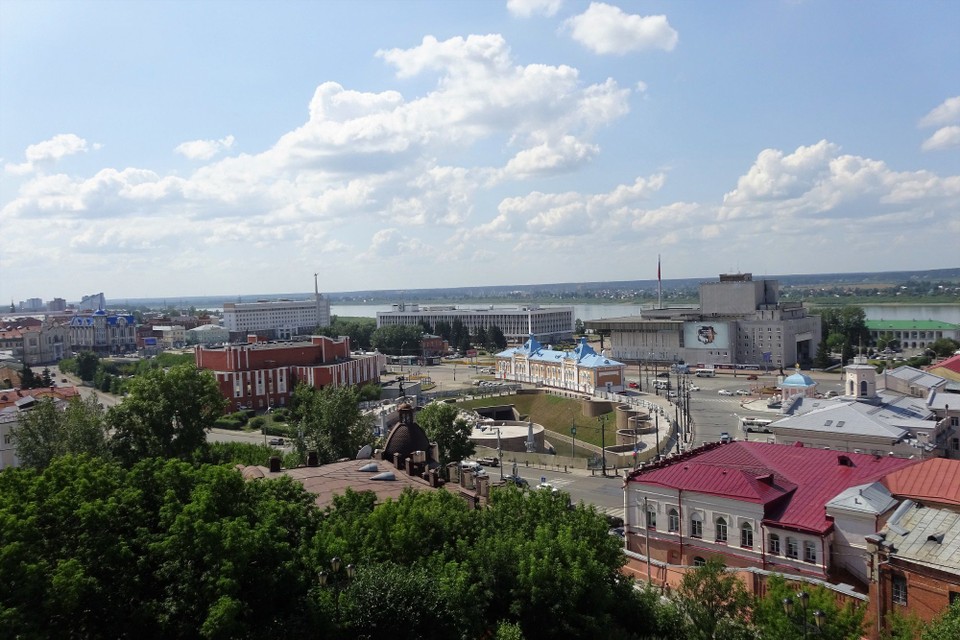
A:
[4,452,959,639]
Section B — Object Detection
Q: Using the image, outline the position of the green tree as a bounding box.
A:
[75,351,100,382]
[473,326,488,350]
[107,363,226,464]
[752,574,865,640]
[290,384,372,464]
[434,320,453,343]
[40,367,54,387]
[574,318,585,335]
[673,557,754,640]
[929,337,959,358]
[17,366,41,389]
[814,340,832,369]
[488,325,507,350]
[369,324,423,355]
[922,598,960,640]
[415,401,475,466]
[12,395,110,469]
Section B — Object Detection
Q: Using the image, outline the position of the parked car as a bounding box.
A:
[746,374,759,380]
[667,390,678,398]
[504,474,529,488]
[268,437,285,446]
[719,432,732,444]
[735,389,750,396]
[825,390,839,398]
[718,389,734,396]
[656,372,670,379]
[478,456,500,467]
[628,381,639,389]
[460,461,483,473]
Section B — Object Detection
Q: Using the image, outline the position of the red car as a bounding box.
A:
[747,374,758,380]
[628,382,639,389]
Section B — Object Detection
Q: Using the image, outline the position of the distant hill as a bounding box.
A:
[107,268,960,310]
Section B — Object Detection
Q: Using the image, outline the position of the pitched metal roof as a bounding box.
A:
[826,481,897,515]
[496,335,624,369]
[775,393,933,441]
[629,442,918,534]
[882,458,960,507]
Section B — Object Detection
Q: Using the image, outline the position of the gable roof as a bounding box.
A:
[496,335,624,369]
[628,441,918,534]
[926,353,960,380]
[879,500,960,573]
[775,393,933,441]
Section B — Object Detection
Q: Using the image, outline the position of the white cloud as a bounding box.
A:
[4,133,91,174]
[506,0,562,18]
[719,140,960,226]
[921,125,960,152]
[563,3,678,55]
[174,135,236,160]
[503,135,599,178]
[919,96,960,128]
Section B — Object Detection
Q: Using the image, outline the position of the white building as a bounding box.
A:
[222,277,330,340]
[768,359,956,458]
[376,303,574,343]
[0,409,19,470]
[186,324,230,345]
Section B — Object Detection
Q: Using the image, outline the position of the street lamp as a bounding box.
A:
[598,415,608,476]
[479,425,504,479]
[319,556,356,633]
[781,591,824,639]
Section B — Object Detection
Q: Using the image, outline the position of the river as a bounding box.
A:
[332,302,960,324]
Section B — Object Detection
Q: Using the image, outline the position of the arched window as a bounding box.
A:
[768,533,781,555]
[693,556,706,567]
[668,508,679,533]
[804,541,817,563]
[690,512,703,538]
[849,380,855,395]
[740,523,753,549]
[715,517,728,543]
[860,380,868,396]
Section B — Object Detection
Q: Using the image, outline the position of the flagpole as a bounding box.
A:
[657,255,662,310]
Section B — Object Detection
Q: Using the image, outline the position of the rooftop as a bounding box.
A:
[628,441,918,534]
[882,458,960,507]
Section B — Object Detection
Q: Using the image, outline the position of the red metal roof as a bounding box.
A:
[927,352,960,376]
[629,442,919,534]
[882,458,960,507]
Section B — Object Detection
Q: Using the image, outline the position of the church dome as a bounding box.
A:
[782,370,815,387]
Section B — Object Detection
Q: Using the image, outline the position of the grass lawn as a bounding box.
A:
[457,393,614,448]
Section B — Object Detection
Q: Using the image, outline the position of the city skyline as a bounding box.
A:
[2,0,958,302]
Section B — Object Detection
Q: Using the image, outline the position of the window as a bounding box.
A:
[892,576,907,606]
[740,523,753,549]
[786,537,799,559]
[693,556,706,567]
[668,509,679,532]
[768,534,780,555]
[715,517,728,543]
[804,541,817,563]
[646,507,657,530]
[691,513,703,538]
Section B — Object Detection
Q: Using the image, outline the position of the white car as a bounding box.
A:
[718,389,734,396]
[688,385,700,392]
[735,389,750,396]
[537,482,559,493]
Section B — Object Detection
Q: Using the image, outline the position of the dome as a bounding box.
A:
[783,371,815,387]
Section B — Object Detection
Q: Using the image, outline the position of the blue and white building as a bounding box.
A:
[68,309,136,355]
[495,335,625,394]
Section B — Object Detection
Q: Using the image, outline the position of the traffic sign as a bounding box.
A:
[570,426,577,435]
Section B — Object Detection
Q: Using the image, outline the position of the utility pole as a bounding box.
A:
[599,415,607,477]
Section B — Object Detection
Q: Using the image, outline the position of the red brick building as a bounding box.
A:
[195,335,386,412]
[867,458,960,638]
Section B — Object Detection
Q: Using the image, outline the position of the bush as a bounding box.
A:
[249,417,266,430]
[214,417,245,430]
[271,407,290,422]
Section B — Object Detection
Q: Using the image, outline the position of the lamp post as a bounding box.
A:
[479,425,504,480]
[400,342,407,372]
[598,415,607,476]
[781,591,825,639]
[319,556,356,635]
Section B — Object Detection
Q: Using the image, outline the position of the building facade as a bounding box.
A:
[68,310,136,355]
[866,320,960,351]
[377,303,574,343]
[222,293,330,341]
[586,273,821,368]
[495,335,625,394]
[195,335,385,413]
[624,442,917,586]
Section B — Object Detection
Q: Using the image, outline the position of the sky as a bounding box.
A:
[1,0,958,304]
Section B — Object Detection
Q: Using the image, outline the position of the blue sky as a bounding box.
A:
[1,0,958,303]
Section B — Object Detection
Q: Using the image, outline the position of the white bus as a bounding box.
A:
[695,368,716,378]
[741,417,773,432]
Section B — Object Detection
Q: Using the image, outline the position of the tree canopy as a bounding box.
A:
[107,363,226,465]
[12,395,110,469]
[415,401,475,467]
[290,384,373,464]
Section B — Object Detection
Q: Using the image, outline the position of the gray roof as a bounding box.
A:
[773,394,934,441]
[880,500,960,573]
[826,481,897,515]
[883,365,946,391]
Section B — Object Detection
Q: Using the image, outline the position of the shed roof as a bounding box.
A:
[882,458,960,507]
